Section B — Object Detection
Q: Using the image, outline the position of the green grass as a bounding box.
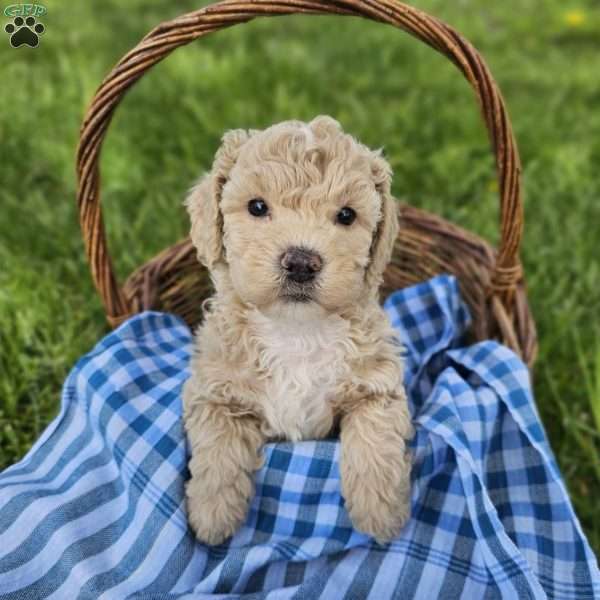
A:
[1,0,599,554]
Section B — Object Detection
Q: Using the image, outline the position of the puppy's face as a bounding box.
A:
[186,116,398,313]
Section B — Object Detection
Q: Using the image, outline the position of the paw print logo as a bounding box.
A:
[4,15,45,48]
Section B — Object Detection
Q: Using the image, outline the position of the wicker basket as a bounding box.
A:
[76,0,538,367]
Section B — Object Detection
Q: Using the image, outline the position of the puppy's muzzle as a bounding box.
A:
[280,246,322,284]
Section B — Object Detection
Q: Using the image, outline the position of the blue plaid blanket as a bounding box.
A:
[0,275,598,599]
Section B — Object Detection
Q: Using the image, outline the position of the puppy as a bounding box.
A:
[183,116,414,546]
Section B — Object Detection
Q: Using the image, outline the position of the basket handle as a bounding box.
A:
[77,0,524,325]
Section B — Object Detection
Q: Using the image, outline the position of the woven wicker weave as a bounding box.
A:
[76,0,538,367]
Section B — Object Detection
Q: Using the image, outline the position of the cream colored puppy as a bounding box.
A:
[183,115,414,545]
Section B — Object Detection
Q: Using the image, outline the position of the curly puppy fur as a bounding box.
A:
[183,115,414,545]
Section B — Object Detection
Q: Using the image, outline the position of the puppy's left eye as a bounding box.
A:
[336,206,357,226]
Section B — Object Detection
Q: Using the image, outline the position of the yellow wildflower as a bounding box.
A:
[564,10,586,27]
[487,180,499,194]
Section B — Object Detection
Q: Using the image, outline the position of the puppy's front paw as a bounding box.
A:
[340,419,413,543]
[339,393,414,543]
[341,462,411,544]
[185,468,254,546]
[341,452,412,543]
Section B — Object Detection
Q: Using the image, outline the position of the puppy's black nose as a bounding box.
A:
[280,246,322,283]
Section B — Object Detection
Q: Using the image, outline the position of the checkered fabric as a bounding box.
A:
[0,275,598,599]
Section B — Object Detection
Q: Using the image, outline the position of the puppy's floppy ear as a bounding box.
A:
[184,129,252,270]
[365,149,399,291]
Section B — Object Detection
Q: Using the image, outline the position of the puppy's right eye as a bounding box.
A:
[248,198,269,217]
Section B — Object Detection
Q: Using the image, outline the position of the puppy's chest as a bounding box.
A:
[248,311,352,441]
